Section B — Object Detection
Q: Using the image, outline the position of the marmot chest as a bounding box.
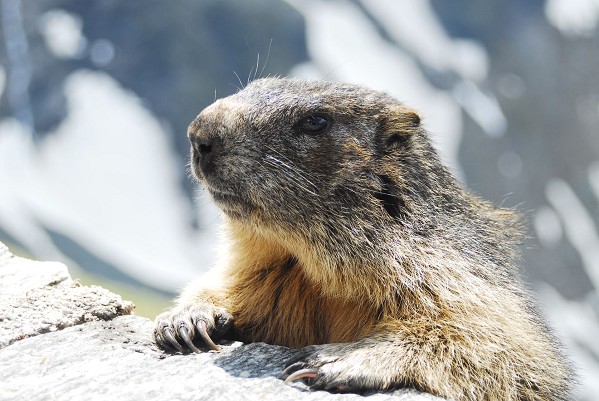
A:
[228,260,378,348]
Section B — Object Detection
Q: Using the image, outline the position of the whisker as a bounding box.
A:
[264,145,319,181]
[264,154,319,187]
[233,71,244,90]
[263,155,321,197]
[247,65,254,86]
[259,38,273,79]
[227,82,242,91]
[264,162,320,197]
[253,53,260,82]
[264,145,367,199]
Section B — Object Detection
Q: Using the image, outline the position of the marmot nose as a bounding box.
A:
[190,135,222,176]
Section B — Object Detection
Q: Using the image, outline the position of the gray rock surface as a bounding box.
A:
[0,241,444,401]
[0,242,134,348]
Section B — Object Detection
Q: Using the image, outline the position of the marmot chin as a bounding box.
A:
[154,78,572,401]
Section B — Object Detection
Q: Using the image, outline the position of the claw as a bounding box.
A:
[196,320,221,351]
[283,368,319,385]
[162,326,185,353]
[179,325,202,353]
[154,331,173,351]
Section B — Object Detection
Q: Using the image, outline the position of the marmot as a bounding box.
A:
[154,78,572,400]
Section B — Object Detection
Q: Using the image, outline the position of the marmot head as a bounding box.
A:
[187,78,440,234]
[188,78,521,298]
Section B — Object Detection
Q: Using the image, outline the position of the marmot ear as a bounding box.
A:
[380,106,421,150]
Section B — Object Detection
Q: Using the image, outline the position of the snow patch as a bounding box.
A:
[545,0,599,37]
[452,81,506,137]
[39,9,87,59]
[0,119,68,261]
[545,178,599,288]
[533,205,563,247]
[538,285,599,398]
[361,0,489,82]
[0,70,211,291]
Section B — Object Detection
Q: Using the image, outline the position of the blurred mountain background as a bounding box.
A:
[1,0,598,398]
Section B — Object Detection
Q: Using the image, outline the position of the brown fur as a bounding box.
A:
[154,78,572,400]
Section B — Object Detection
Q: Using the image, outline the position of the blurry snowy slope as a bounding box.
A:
[0,70,215,293]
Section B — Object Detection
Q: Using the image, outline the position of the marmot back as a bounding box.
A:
[154,78,572,401]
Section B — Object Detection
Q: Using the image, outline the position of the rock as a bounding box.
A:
[0,242,134,348]
[0,241,72,294]
[0,242,444,401]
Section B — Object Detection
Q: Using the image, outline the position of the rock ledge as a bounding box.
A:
[0,241,443,401]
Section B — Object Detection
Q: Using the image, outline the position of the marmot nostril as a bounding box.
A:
[190,136,221,177]
[198,143,212,155]
[189,135,213,155]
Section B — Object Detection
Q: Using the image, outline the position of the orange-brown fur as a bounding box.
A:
[155,78,572,400]
[222,221,380,347]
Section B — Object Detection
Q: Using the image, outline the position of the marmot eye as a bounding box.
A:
[300,115,330,133]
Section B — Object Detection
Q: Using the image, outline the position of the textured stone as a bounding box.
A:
[0,281,135,348]
[0,242,444,401]
[0,316,442,401]
[0,243,134,349]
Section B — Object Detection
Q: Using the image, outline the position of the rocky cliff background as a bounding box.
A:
[1,0,598,398]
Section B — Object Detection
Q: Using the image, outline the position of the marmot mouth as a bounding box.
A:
[209,188,240,204]
[207,187,255,217]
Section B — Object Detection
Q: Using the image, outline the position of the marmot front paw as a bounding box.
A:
[153,304,233,353]
[279,344,393,393]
